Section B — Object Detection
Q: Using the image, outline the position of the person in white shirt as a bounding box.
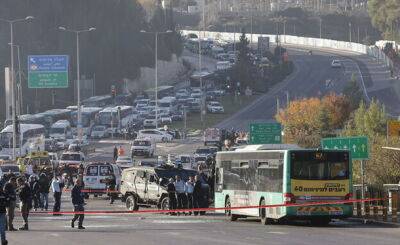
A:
[25,163,33,177]
[185,176,195,215]
[174,175,186,214]
[51,176,64,215]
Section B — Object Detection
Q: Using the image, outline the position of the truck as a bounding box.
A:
[203,128,222,147]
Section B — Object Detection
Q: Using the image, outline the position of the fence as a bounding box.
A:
[353,184,400,222]
[181,30,393,70]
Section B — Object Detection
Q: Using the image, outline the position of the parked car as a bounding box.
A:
[207,101,224,113]
[91,125,109,139]
[83,162,122,196]
[160,116,172,125]
[143,115,160,128]
[137,129,173,142]
[116,156,134,170]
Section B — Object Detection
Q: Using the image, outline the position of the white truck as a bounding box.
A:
[203,128,222,146]
[131,138,155,157]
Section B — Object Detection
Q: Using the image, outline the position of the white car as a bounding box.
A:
[59,151,85,169]
[131,138,155,157]
[176,89,189,97]
[116,156,134,170]
[207,101,224,113]
[91,125,109,139]
[331,60,341,68]
[137,129,173,142]
[161,116,172,124]
[191,92,202,99]
[143,115,160,128]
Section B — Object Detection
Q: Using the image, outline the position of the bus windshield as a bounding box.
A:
[291,151,349,180]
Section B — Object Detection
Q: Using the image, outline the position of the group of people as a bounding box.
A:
[166,174,209,216]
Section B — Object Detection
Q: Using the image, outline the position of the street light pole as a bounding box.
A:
[58,26,96,141]
[319,18,322,39]
[0,16,34,160]
[140,30,173,128]
[349,22,352,42]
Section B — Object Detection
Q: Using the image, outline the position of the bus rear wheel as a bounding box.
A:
[259,199,270,225]
[225,197,238,221]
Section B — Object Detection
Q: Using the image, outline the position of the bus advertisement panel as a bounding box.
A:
[214,145,352,226]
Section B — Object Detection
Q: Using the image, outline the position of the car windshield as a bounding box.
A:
[134,140,151,146]
[196,148,211,154]
[61,154,81,161]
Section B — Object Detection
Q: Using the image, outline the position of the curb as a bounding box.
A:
[347,217,400,227]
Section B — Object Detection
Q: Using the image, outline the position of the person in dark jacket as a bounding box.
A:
[0,186,9,245]
[167,178,177,215]
[38,173,50,211]
[17,178,31,230]
[107,174,117,204]
[193,175,204,216]
[29,175,40,211]
[71,178,85,229]
[3,178,16,231]
[113,146,118,161]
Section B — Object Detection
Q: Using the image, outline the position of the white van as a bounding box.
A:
[50,120,73,140]
[83,163,122,196]
[158,97,178,114]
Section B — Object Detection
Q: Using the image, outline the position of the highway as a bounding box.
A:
[216,47,397,130]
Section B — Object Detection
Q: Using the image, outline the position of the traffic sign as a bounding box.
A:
[321,136,369,160]
[28,55,69,88]
[249,123,282,144]
[388,120,400,137]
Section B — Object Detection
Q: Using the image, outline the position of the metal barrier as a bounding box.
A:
[181,30,393,69]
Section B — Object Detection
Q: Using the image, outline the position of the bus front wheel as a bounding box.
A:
[225,197,238,221]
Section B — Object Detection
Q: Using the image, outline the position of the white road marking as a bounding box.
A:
[151,219,223,224]
[267,232,288,235]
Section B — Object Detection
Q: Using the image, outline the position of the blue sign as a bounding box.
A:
[28,55,68,72]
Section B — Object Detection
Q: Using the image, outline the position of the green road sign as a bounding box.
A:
[250,123,282,144]
[28,55,69,88]
[321,136,369,160]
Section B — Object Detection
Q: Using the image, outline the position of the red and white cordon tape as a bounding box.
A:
[27,198,383,216]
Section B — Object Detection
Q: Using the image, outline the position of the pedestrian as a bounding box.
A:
[113,145,118,161]
[25,163,33,179]
[0,184,9,245]
[51,176,63,215]
[107,173,117,204]
[38,173,50,211]
[118,145,125,156]
[28,176,40,211]
[185,176,195,215]
[174,175,186,215]
[167,178,177,215]
[17,177,32,231]
[3,177,16,231]
[193,175,204,216]
[71,178,85,230]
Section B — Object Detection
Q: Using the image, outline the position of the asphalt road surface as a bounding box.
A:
[216,47,396,131]
[7,196,400,245]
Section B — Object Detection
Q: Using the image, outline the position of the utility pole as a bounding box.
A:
[349,22,352,42]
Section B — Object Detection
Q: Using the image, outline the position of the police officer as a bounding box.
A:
[71,179,85,230]
[0,184,9,244]
[107,174,117,204]
[17,178,31,230]
[3,178,16,231]
[167,178,177,215]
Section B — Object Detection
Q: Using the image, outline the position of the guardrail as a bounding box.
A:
[181,30,393,69]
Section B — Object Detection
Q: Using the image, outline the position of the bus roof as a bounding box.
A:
[145,85,174,93]
[1,124,45,133]
[51,120,71,128]
[41,109,71,116]
[100,106,133,113]
[71,107,102,114]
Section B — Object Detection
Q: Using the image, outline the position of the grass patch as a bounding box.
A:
[171,95,259,130]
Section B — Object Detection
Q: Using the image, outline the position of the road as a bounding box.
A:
[7,197,400,245]
[216,47,397,130]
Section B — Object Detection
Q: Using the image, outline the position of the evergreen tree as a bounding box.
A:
[231,30,254,91]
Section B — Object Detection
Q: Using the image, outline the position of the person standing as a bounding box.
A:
[3,177,16,231]
[174,175,186,215]
[28,176,40,211]
[193,175,204,216]
[118,145,125,157]
[107,174,117,204]
[113,146,118,161]
[38,173,50,211]
[51,176,62,215]
[185,176,195,215]
[17,177,32,231]
[167,178,177,215]
[0,185,9,245]
[71,179,85,230]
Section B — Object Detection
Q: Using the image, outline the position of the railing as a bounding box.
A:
[181,30,393,69]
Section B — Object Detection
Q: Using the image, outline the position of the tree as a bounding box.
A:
[342,74,363,110]
[231,30,255,91]
[368,0,400,40]
[276,94,351,147]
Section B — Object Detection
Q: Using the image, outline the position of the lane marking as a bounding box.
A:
[151,219,223,224]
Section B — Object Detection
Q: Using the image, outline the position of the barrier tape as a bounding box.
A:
[63,189,120,193]
[25,198,384,216]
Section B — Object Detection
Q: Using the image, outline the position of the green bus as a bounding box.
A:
[214,144,352,226]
